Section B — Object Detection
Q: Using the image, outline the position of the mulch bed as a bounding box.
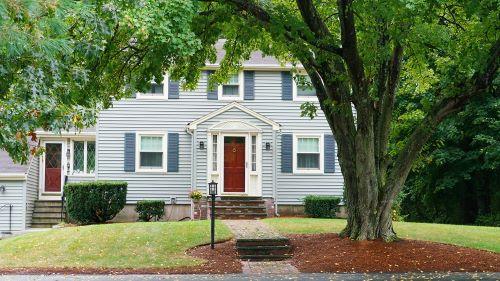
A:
[0,240,242,275]
[288,233,500,273]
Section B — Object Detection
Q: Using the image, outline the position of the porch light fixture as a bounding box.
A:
[0,185,5,193]
[199,141,205,150]
[265,142,271,151]
[208,180,218,249]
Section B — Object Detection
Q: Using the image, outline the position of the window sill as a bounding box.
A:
[293,169,324,175]
[69,174,95,177]
[293,97,317,102]
[136,96,168,100]
[135,167,167,174]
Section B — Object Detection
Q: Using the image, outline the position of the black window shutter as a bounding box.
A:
[324,134,336,173]
[281,71,293,100]
[244,71,255,100]
[206,70,218,100]
[281,134,293,173]
[168,78,179,99]
[124,133,136,172]
[167,133,179,172]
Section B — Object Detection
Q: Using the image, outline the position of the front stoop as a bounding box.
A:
[31,200,65,228]
[236,238,293,261]
[210,196,269,220]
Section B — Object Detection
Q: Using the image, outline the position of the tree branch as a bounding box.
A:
[385,39,499,199]
[200,0,343,56]
[375,43,403,179]
[337,0,366,96]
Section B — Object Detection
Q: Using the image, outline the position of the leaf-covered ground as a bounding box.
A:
[0,221,232,269]
[264,218,500,253]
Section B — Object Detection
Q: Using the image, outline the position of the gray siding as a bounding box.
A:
[25,156,39,228]
[97,71,344,205]
[0,180,25,232]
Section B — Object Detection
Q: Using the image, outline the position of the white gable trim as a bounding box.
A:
[187,102,280,130]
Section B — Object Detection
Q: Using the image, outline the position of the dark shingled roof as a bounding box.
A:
[0,150,28,174]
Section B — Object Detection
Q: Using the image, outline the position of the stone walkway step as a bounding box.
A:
[223,220,293,263]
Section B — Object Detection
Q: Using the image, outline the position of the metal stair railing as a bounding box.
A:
[61,175,68,222]
[0,203,13,234]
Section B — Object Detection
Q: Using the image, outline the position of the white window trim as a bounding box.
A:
[293,133,324,174]
[292,73,317,102]
[70,139,96,176]
[135,132,168,173]
[136,73,169,100]
[218,71,244,101]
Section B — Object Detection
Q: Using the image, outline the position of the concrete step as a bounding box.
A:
[33,212,65,219]
[31,217,63,224]
[237,238,291,247]
[216,213,268,219]
[33,206,63,213]
[34,201,63,208]
[239,254,292,261]
[31,223,57,228]
[212,206,267,214]
[214,200,265,207]
[237,245,292,256]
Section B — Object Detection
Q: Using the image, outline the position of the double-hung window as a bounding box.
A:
[72,140,96,175]
[136,75,168,99]
[137,133,166,172]
[293,74,316,101]
[218,72,243,100]
[294,135,323,173]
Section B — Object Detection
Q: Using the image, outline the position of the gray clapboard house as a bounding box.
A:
[0,46,344,231]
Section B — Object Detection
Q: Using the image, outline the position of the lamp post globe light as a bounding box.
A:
[208,180,218,249]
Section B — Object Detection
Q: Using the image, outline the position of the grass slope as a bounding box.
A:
[264,218,500,253]
[0,221,232,269]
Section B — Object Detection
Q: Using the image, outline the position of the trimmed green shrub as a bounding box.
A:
[136,200,165,222]
[303,195,341,218]
[65,181,127,224]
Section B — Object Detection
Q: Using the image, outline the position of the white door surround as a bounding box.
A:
[39,140,67,200]
[207,120,262,196]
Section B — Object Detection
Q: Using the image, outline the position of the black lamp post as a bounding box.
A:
[208,180,218,249]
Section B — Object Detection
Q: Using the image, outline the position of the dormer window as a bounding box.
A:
[293,74,317,101]
[136,75,168,99]
[218,72,244,100]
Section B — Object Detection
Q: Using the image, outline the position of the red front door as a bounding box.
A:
[224,137,245,193]
[44,143,62,193]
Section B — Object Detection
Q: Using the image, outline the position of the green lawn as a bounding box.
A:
[264,218,500,253]
[0,221,232,269]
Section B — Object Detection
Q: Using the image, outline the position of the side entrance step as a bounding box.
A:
[210,196,269,220]
[236,238,293,261]
[31,200,65,228]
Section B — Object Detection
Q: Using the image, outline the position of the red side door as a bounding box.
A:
[224,137,245,193]
[44,143,62,193]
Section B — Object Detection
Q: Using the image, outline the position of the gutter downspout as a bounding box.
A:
[273,128,280,216]
[186,126,195,220]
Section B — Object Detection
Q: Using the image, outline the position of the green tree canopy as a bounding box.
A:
[1,0,498,240]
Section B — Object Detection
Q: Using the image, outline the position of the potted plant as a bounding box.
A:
[189,190,203,202]
[189,190,204,220]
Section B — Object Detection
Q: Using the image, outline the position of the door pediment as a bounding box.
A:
[209,120,261,133]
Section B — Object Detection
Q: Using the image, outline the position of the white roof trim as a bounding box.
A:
[35,130,96,138]
[0,173,26,180]
[188,102,280,130]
